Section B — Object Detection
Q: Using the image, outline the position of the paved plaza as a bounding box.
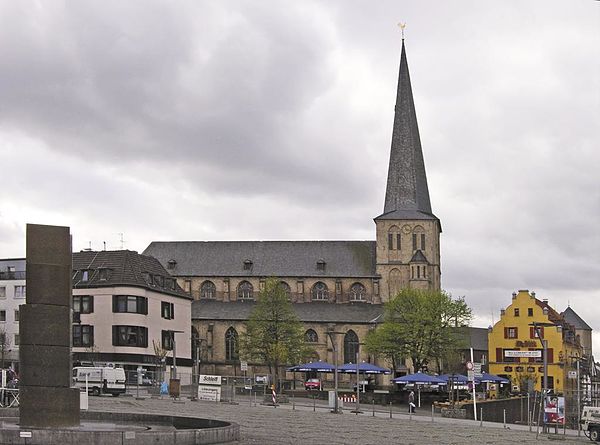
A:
[89,394,592,444]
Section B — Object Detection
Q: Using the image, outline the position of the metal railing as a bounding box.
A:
[0,271,25,280]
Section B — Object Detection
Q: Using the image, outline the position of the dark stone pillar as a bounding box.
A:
[20,224,80,428]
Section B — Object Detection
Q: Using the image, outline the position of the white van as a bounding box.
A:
[72,366,126,396]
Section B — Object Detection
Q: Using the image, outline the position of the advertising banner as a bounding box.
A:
[544,395,565,424]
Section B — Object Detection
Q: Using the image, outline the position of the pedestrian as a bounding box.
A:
[408,390,415,413]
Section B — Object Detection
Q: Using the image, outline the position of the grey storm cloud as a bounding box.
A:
[0,1,599,343]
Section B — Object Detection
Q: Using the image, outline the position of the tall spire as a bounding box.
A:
[378,41,435,220]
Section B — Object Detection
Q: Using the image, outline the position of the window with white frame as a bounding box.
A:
[14,285,26,299]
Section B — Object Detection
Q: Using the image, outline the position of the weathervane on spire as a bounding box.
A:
[397,22,406,40]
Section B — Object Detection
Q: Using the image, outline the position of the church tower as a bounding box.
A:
[375,40,441,300]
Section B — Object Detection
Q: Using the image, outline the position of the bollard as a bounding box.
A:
[503,409,506,428]
[389,401,393,419]
[431,404,434,422]
[372,400,375,417]
[410,406,412,421]
[292,392,295,410]
[250,390,253,407]
[480,408,483,427]
[254,391,257,407]
[313,394,316,412]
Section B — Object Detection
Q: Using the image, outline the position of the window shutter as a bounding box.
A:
[504,327,508,339]
[547,348,554,363]
[496,348,503,362]
[514,327,518,338]
[530,327,535,339]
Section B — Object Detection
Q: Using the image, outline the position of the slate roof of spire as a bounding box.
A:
[561,306,592,331]
[376,41,437,222]
[143,241,378,278]
[72,249,190,299]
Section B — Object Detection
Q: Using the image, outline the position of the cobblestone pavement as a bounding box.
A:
[89,395,591,445]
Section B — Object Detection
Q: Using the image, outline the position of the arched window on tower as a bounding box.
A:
[311,282,329,301]
[200,280,216,299]
[412,226,425,251]
[344,330,359,363]
[349,283,366,301]
[305,329,318,343]
[388,225,401,250]
[225,327,239,361]
[237,281,254,300]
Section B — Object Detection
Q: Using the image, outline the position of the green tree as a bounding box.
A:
[366,289,472,373]
[239,278,310,390]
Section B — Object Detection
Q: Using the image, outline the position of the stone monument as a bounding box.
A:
[19,223,80,427]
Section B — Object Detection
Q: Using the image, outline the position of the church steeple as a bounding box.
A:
[374,39,441,299]
[377,41,435,220]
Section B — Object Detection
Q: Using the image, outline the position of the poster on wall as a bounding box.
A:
[544,395,565,425]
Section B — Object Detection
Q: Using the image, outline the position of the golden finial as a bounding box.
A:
[397,23,406,40]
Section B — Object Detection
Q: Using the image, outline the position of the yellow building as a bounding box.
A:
[488,290,582,394]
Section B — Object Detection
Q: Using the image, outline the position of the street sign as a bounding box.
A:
[466,361,474,371]
[505,350,542,358]
[240,361,248,371]
[473,363,483,378]
[468,370,475,381]
[568,370,577,379]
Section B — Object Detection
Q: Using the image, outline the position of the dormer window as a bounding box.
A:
[316,260,326,271]
[167,259,177,270]
[81,270,90,282]
[98,268,109,281]
[243,260,253,271]
[154,275,164,287]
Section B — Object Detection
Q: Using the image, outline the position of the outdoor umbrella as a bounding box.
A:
[287,361,335,373]
[438,374,469,384]
[392,372,445,385]
[338,362,391,374]
[392,372,445,408]
[476,373,510,384]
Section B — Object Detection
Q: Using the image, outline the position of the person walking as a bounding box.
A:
[408,390,415,413]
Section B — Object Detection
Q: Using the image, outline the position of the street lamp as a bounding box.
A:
[326,331,344,414]
[167,330,184,380]
[530,322,555,433]
[570,355,585,436]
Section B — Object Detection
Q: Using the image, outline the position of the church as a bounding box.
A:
[143,41,441,378]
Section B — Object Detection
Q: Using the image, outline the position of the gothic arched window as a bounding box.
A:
[237,281,254,300]
[200,280,216,299]
[311,282,329,301]
[305,329,318,343]
[278,281,291,299]
[350,283,366,301]
[344,330,359,364]
[225,327,239,361]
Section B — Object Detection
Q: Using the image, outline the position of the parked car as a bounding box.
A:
[304,378,321,390]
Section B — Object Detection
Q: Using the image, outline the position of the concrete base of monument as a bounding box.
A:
[0,410,239,444]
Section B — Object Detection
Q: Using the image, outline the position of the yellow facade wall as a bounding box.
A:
[487,290,582,394]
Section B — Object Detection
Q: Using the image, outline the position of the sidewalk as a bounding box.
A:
[89,393,591,444]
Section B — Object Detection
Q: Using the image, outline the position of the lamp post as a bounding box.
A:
[530,322,554,433]
[570,355,584,436]
[167,330,184,380]
[326,331,344,414]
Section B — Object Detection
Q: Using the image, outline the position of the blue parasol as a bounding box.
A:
[287,360,335,373]
[338,362,391,374]
[438,374,469,384]
[392,372,445,384]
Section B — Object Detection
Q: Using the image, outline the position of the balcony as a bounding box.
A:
[0,271,25,280]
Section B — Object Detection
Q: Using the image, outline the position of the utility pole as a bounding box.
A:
[531,322,554,434]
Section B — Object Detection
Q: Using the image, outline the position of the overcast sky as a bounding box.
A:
[1,1,598,349]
